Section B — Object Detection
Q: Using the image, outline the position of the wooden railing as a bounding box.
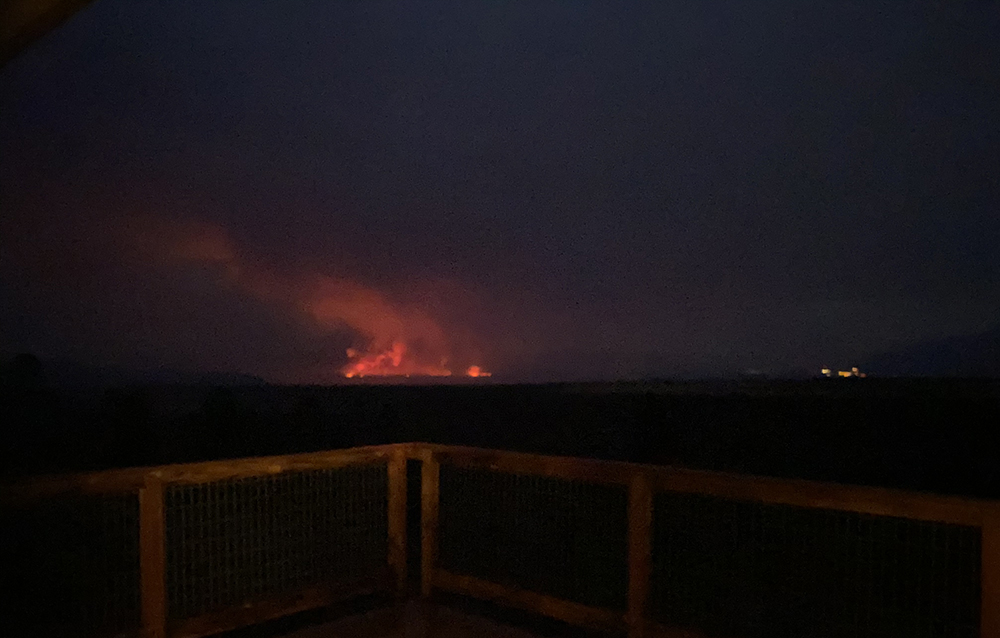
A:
[2,442,999,638]
[1,444,406,638]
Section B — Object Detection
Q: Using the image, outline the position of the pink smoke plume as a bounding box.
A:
[126,217,490,380]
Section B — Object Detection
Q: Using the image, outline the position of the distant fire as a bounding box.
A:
[340,341,491,379]
[341,341,451,378]
[131,218,492,382]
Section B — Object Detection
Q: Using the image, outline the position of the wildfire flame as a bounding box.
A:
[341,341,490,379]
[341,341,451,378]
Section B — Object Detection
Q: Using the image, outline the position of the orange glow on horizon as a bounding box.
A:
[341,341,453,378]
[340,342,492,380]
[130,217,489,383]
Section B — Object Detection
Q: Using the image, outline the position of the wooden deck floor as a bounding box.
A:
[281,603,545,638]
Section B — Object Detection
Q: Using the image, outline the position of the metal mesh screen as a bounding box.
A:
[651,492,981,638]
[438,465,628,610]
[165,463,388,620]
[0,493,141,638]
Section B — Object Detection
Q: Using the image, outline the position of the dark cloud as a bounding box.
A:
[2,1,999,380]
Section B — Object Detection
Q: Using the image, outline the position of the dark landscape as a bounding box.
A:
[4,353,998,500]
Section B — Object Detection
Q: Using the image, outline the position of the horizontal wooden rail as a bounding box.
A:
[432,569,622,633]
[170,576,390,638]
[647,622,711,638]
[409,443,992,526]
[150,446,393,485]
[648,464,987,526]
[0,444,401,504]
[425,444,636,485]
[4,442,992,526]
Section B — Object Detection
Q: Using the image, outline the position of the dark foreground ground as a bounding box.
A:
[2,377,999,498]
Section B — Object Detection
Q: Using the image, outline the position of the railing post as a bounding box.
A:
[421,451,440,598]
[388,446,409,597]
[139,473,167,638]
[983,505,1000,638]
[627,472,652,638]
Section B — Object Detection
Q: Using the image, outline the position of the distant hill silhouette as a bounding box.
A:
[865,325,1000,377]
[1,354,266,387]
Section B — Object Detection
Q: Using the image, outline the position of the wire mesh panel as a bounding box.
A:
[164,463,388,620]
[0,493,141,638]
[651,492,981,638]
[438,465,628,610]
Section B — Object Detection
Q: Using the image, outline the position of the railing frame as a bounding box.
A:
[3,441,999,638]
[412,443,1000,638]
[139,474,167,638]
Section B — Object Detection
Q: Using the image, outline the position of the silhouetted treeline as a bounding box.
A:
[2,354,999,499]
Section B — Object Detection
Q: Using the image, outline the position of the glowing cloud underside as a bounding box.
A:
[132,218,491,381]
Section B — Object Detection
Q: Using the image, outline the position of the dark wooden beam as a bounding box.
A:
[1,0,97,68]
[433,569,624,633]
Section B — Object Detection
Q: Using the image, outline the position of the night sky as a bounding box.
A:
[2,1,998,382]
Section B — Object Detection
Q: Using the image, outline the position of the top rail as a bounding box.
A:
[0,444,400,504]
[2,441,994,526]
[415,443,993,527]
